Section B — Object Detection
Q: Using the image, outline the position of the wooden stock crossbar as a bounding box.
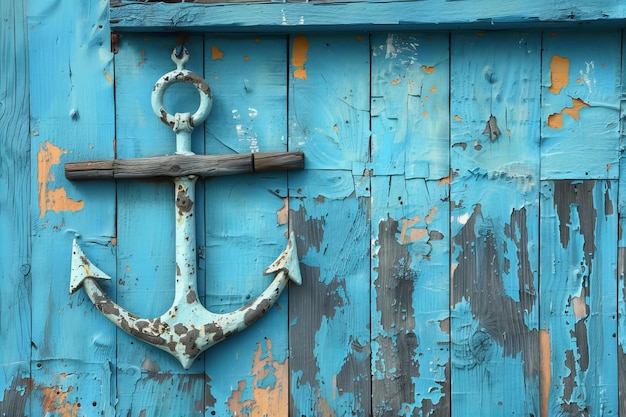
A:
[65,151,304,180]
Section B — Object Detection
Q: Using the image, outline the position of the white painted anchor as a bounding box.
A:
[69,48,302,369]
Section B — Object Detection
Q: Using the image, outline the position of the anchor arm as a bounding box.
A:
[71,240,186,354]
[210,232,302,336]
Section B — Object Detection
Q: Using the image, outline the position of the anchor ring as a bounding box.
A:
[151,47,213,129]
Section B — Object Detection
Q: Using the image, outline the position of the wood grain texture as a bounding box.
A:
[541,30,621,180]
[288,33,371,416]
[64,151,303,179]
[450,31,541,416]
[539,180,618,416]
[110,1,626,32]
[0,0,31,415]
[27,0,117,415]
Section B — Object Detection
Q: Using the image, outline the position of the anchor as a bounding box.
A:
[67,47,303,369]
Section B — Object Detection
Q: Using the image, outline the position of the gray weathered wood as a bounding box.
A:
[65,151,304,179]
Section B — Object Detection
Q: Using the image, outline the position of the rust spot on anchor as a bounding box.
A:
[176,189,193,212]
[244,298,272,326]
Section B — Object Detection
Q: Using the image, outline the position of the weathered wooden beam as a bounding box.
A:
[65,151,304,180]
[110,0,626,32]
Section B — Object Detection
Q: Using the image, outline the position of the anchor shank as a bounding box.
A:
[174,175,199,306]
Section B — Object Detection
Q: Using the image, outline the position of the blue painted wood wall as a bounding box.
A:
[2,0,626,416]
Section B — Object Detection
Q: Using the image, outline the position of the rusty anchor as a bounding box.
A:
[68,48,302,369]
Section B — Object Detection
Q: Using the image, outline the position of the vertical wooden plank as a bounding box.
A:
[541,30,621,180]
[202,35,290,416]
[539,30,621,417]
[370,32,450,417]
[0,0,31,415]
[27,0,117,415]
[114,34,207,416]
[288,33,371,416]
[619,29,626,417]
[450,31,541,415]
[539,180,618,417]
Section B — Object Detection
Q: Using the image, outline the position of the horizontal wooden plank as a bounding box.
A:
[111,1,626,32]
[65,152,304,179]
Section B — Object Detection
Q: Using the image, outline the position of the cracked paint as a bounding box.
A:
[37,140,84,218]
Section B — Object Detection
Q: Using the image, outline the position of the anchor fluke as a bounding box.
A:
[264,232,302,285]
[70,239,111,294]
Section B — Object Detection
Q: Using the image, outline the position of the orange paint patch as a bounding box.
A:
[40,385,81,417]
[211,46,224,60]
[355,35,363,41]
[430,84,437,93]
[244,56,250,61]
[547,97,589,129]
[103,69,113,84]
[421,65,435,74]
[391,78,400,85]
[254,38,260,43]
[38,141,84,218]
[424,206,438,225]
[333,124,339,132]
[438,174,451,185]
[400,215,428,243]
[423,111,428,117]
[276,197,289,225]
[454,115,462,121]
[476,32,484,37]
[227,338,288,416]
[292,34,310,80]
[548,55,569,94]
[539,329,551,417]
[138,50,145,67]
[572,292,588,318]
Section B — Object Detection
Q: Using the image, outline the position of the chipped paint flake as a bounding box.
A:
[276,197,289,225]
[548,54,569,94]
[103,69,113,84]
[421,65,435,74]
[539,329,551,417]
[37,140,84,218]
[227,338,288,416]
[40,385,81,417]
[211,45,224,60]
[547,97,589,129]
[292,35,309,80]
[400,215,427,243]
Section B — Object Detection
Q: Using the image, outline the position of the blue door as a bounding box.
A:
[2,0,626,416]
